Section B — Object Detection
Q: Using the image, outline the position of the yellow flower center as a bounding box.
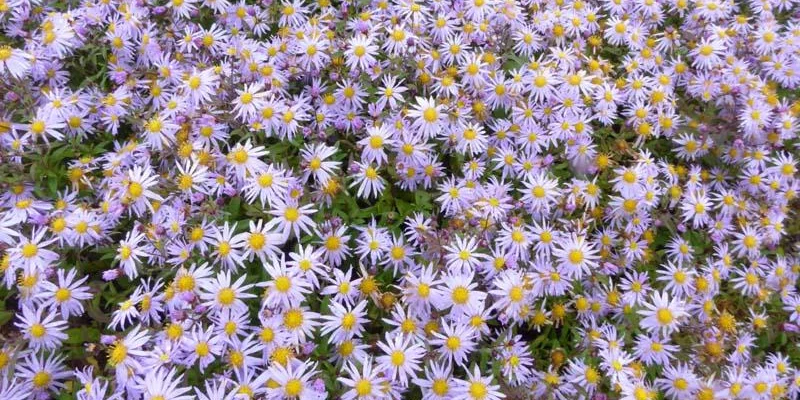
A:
[217,288,235,305]
[509,286,524,302]
[108,342,128,366]
[128,182,144,198]
[469,382,488,399]
[231,148,249,164]
[446,336,461,350]
[188,76,201,90]
[568,250,584,264]
[55,288,71,302]
[30,323,46,338]
[285,378,303,396]
[284,309,303,329]
[423,107,438,123]
[30,121,46,135]
[432,379,449,395]
[275,276,291,292]
[249,232,265,250]
[452,286,469,304]
[32,371,51,388]
[284,207,299,222]
[21,243,38,258]
[355,379,372,396]
[657,308,673,325]
[391,350,405,366]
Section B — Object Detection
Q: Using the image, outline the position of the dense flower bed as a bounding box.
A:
[1,0,800,398]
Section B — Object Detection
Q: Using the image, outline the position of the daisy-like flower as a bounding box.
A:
[520,172,560,213]
[320,299,369,345]
[281,306,320,344]
[345,34,378,71]
[413,361,454,400]
[431,320,477,366]
[16,352,72,396]
[321,267,361,306]
[116,231,147,278]
[200,271,256,312]
[359,124,395,166]
[142,113,178,150]
[109,294,141,331]
[287,244,328,289]
[732,225,762,258]
[37,268,92,318]
[15,305,68,351]
[236,219,283,263]
[489,270,529,316]
[26,110,65,143]
[401,264,444,315]
[182,68,219,105]
[121,165,163,216]
[133,368,194,400]
[655,363,698,399]
[338,357,389,400]
[407,97,444,140]
[174,158,210,195]
[262,255,311,308]
[301,143,340,184]
[442,271,487,314]
[296,32,330,71]
[552,234,600,279]
[226,140,268,178]
[376,333,425,385]
[8,228,58,271]
[106,325,151,385]
[266,198,317,239]
[638,292,688,335]
[232,82,267,121]
[444,236,488,273]
[351,162,386,199]
[243,165,289,207]
[181,326,222,372]
[681,189,712,228]
[266,360,325,399]
[453,365,505,400]
[210,221,246,271]
[0,45,32,78]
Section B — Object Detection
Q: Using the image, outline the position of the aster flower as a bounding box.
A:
[8,228,58,271]
[227,140,268,178]
[199,270,256,313]
[320,299,369,345]
[15,305,68,351]
[266,360,326,399]
[133,368,193,400]
[407,97,444,140]
[0,46,32,78]
[182,68,219,105]
[453,365,505,400]
[265,198,317,239]
[16,352,72,396]
[37,268,92,318]
[338,357,389,400]
[638,292,688,336]
[552,234,600,279]
[376,333,425,385]
[262,254,312,308]
[431,320,477,366]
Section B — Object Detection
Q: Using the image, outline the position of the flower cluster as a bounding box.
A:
[1,0,800,398]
